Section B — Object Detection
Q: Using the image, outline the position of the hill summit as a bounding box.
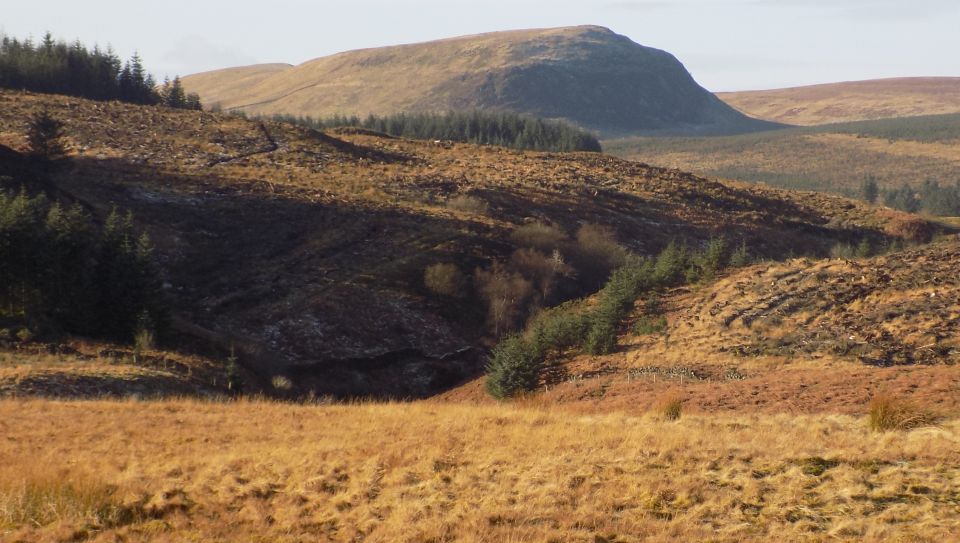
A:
[182,26,774,136]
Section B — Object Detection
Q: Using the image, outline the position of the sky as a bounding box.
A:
[2,0,958,92]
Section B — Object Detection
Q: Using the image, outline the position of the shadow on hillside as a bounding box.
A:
[20,151,906,400]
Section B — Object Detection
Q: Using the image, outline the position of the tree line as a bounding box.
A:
[266,110,603,153]
[860,176,960,216]
[0,188,167,342]
[0,32,200,109]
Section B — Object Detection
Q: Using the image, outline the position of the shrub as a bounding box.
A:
[657,392,683,421]
[528,301,590,354]
[226,345,243,393]
[855,238,872,258]
[510,248,573,304]
[653,240,688,285]
[424,263,466,298]
[584,317,618,355]
[830,242,856,259]
[485,334,543,399]
[572,223,627,288]
[25,111,67,160]
[474,262,534,336]
[696,237,729,280]
[510,223,568,252]
[576,223,626,263]
[634,315,667,336]
[133,328,154,355]
[867,393,937,432]
[446,194,488,214]
[729,240,751,268]
[272,375,294,391]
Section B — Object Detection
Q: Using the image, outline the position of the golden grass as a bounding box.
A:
[655,391,683,421]
[1,399,958,542]
[0,467,127,532]
[868,393,939,432]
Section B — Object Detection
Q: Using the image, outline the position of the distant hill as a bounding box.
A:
[182,26,775,137]
[719,77,960,125]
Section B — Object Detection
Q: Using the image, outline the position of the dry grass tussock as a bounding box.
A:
[655,391,683,421]
[868,392,939,432]
[1,399,958,542]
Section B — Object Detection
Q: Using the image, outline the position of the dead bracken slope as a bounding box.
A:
[0,90,938,398]
[443,241,960,415]
[718,77,960,125]
[667,242,960,366]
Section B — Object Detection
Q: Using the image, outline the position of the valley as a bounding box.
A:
[0,20,958,543]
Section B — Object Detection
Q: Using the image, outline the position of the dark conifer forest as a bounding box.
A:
[0,32,200,109]
[267,111,603,153]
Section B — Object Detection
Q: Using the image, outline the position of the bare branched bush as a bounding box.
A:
[510,222,568,252]
[424,263,466,298]
[572,223,627,288]
[510,248,573,304]
[474,262,534,336]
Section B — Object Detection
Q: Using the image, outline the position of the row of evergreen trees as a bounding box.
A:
[485,237,748,398]
[860,176,960,216]
[0,189,166,341]
[0,32,200,109]
[267,111,603,153]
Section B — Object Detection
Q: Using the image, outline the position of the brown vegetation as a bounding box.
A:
[2,399,958,542]
[605,131,960,197]
[423,263,467,298]
[0,89,918,398]
[718,77,960,125]
[868,393,939,432]
[443,239,960,416]
[0,339,233,398]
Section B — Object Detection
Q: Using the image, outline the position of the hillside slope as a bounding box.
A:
[444,240,960,414]
[719,77,960,126]
[605,112,960,198]
[182,26,774,136]
[0,90,935,399]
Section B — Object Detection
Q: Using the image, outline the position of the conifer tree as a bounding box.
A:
[162,76,187,108]
[25,110,67,160]
[860,175,879,204]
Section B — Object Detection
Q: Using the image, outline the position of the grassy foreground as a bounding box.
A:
[1,400,958,542]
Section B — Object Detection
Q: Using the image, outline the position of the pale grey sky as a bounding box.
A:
[3,0,958,91]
